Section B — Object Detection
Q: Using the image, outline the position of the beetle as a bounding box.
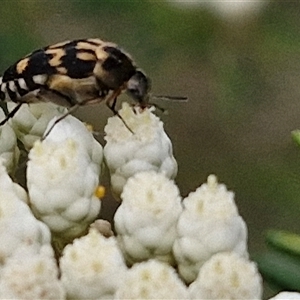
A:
[0,38,151,135]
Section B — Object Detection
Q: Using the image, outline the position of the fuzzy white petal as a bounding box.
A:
[189,252,262,299]
[0,244,65,299]
[27,115,103,242]
[114,171,182,265]
[0,160,50,266]
[167,0,267,20]
[269,292,300,300]
[104,102,177,199]
[7,102,67,150]
[0,110,19,174]
[173,174,248,283]
[60,228,126,299]
[114,259,189,299]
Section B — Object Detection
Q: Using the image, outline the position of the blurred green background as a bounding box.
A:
[1,0,300,296]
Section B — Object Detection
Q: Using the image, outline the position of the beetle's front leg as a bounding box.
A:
[104,85,125,114]
[106,97,118,115]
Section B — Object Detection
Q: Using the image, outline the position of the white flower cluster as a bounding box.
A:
[0,157,63,298]
[27,114,104,244]
[60,229,127,299]
[104,102,177,199]
[167,0,268,20]
[0,159,50,265]
[173,174,248,283]
[0,109,19,174]
[0,101,288,299]
[0,245,65,299]
[7,102,66,150]
[115,171,182,265]
[115,259,189,299]
[189,252,262,299]
[269,292,300,300]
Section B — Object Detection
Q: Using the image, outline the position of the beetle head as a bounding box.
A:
[126,70,151,106]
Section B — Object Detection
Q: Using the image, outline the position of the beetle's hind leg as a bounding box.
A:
[0,103,23,126]
[36,76,82,139]
[42,103,81,140]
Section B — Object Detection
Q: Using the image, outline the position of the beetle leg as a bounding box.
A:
[105,85,124,114]
[42,104,81,140]
[104,87,134,133]
[0,103,23,126]
[110,97,118,114]
[42,82,133,137]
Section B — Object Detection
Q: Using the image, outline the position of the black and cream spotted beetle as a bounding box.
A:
[0,38,152,134]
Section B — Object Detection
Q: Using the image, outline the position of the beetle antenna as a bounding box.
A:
[147,94,188,114]
[151,95,188,102]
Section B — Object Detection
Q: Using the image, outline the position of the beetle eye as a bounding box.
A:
[102,56,122,70]
[127,88,139,96]
[126,70,150,103]
[127,87,142,102]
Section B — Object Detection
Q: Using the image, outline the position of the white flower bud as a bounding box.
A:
[0,157,28,203]
[269,292,300,300]
[173,174,248,283]
[27,115,103,241]
[0,244,65,299]
[114,171,182,265]
[60,228,127,299]
[114,259,189,299]
[167,0,267,20]
[0,109,19,174]
[0,160,51,266]
[189,252,262,299]
[104,102,177,199]
[7,102,66,150]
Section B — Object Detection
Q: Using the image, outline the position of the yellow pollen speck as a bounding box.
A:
[92,261,103,272]
[70,249,78,261]
[141,270,151,281]
[59,156,67,169]
[35,261,45,274]
[214,260,224,274]
[160,268,169,280]
[140,287,149,298]
[196,201,204,214]
[84,123,94,132]
[95,185,105,199]
[231,271,240,288]
[33,141,44,156]
[146,190,155,203]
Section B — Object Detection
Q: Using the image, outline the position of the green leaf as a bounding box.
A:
[267,230,300,257]
[255,250,300,290]
[291,130,300,148]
